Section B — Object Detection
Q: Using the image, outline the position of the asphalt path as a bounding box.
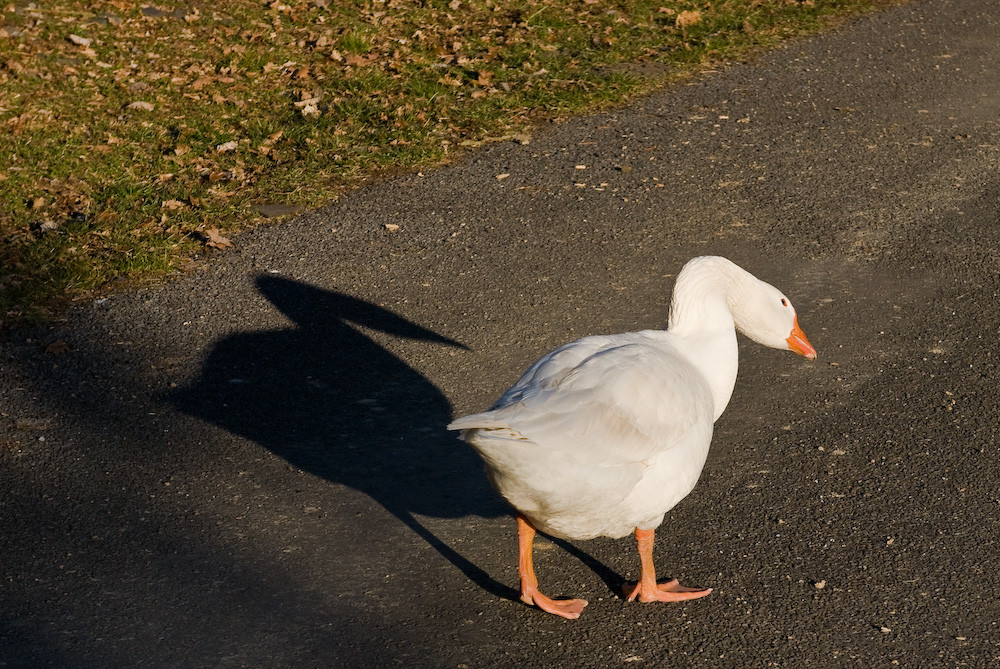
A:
[3,0,1000,665]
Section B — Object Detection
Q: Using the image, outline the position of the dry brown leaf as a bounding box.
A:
[676,10,701,29]
[127,101,155,111]
[68,34,92,47]
[202,227,232,249]
[216,140,239,153]
[190,76,213,90]
[161,199,185,210]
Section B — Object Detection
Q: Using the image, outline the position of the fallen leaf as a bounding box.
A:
[676,10,701,29]
[384,223,400,231]
[127,101,155,111]
[496,173,510,180]
[190,76,213,90]
[68,34,92,47]
[216,140,239,153]
[161,199,185,210]
[32,220,59,234]
[199,227,232,249]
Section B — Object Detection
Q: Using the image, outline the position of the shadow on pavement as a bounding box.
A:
[169,275,513,599]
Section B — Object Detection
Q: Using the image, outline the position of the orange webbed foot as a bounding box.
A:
[623,577,712,603]
[521,589,588,620]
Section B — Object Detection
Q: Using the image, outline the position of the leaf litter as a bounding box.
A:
[0,0,904,326]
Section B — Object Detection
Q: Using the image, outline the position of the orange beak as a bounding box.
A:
[786,316,817,360]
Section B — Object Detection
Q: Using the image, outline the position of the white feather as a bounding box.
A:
[448,256,810,541]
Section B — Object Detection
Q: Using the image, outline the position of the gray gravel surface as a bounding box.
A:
[3,0,1000,665]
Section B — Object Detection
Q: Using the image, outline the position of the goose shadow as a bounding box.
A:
[167,275,513,599]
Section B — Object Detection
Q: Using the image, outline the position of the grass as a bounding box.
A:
[0,0,904,327]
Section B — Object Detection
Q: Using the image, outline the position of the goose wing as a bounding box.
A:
[448,335,713,466]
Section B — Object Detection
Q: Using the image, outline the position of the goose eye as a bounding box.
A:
[780,299,788,307]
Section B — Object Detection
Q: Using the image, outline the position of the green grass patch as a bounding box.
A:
[0,0,905,326]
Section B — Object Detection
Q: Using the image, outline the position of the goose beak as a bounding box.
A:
[786,316,817,360]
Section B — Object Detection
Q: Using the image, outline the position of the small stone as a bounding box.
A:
[813,579,826,589]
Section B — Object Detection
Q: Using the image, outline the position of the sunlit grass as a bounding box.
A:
[0,0,905,326]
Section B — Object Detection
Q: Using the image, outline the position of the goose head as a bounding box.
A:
[727,274,816,360]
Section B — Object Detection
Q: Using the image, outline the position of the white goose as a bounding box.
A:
[448,256,816,619]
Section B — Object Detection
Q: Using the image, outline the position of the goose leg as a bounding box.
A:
[623,528,713,603]
[517,514,588,619]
